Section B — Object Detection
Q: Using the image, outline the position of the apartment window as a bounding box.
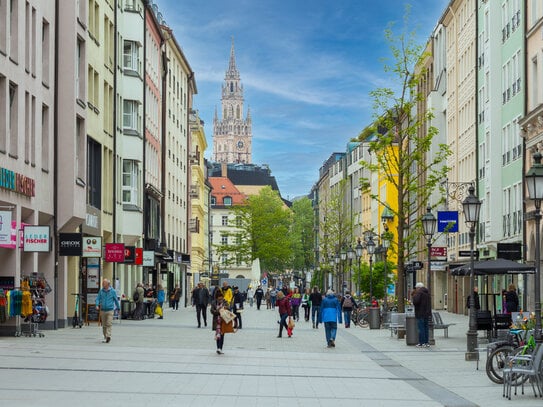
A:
[0,76,6,152]
[76,38,85,102]
[10,0,19,62]
[31,95,36,165]
[123,40,140,73]
[41,104,49,171]
[42,20,50,86]
[122,159,139,205]
[25,2,30,73]
[104,16,114,69]
[221,235,228,245]
[223,196,232,206]
[211,196,216,205]
[87,66,99,111]
[125,0,136,11]
[9,82,18,156]
[103,82,113,134]
[0,0,7,53]
[123,99,139,131]
[221,215,228,226]
[87,137,102,209]
[76,116,85,181]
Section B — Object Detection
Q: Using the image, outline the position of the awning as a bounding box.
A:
[450,258,535,276]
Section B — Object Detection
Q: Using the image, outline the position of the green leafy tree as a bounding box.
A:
[357,11,451,312]
[216,186,293,275]
[290,197,315,276]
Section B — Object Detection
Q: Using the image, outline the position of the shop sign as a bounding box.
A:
[124,246,135,263]
[437,211,458,233]
[59,233,82,256]
[0,211,12,244]
[105,243,125,262]
[82,236,102,258]
[430,246,447,258]
[142,250,154,266]
[135,248,143,265]
[23,225,51,252]
[0,167,35,197]
[0,220,27,249]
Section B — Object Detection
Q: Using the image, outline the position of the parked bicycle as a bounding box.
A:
[486,329,535,384]
[351,301,370,328]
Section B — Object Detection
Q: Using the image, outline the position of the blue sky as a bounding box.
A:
[156,0,448,200]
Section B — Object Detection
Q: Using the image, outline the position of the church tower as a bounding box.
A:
[212,39,252,164]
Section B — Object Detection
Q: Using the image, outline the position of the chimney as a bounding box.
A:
[221,163,227,177]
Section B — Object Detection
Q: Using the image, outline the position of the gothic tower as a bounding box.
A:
[212,39,252,164]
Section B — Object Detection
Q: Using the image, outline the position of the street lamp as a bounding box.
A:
[334,253,340,291]
[355,239,363,297]
[340,248,347,294]
[422,205,437,345]
[381,230,391,325]
[525,152,543,343]
[347,246,355,293]
[328,256,335,290]
[366,235,376,301]
[463,185,482,360]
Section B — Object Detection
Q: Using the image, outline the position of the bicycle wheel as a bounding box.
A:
[357,312,369,328]
[486,345,515,384]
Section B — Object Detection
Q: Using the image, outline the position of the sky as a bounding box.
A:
[156,0,449,200]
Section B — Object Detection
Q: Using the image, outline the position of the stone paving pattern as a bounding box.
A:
[1,305,541,406]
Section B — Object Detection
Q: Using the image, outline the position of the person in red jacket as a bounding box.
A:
[276,291,292,338]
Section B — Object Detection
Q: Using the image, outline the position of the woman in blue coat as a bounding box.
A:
[319,289,342,347]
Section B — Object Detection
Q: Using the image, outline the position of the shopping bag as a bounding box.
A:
[155,304,163,317]
[219,308,237,323]
[287,317,295,329]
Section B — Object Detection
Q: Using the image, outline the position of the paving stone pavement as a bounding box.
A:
[0,304,541,406]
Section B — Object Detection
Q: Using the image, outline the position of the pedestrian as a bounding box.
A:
[276,291,292,338]
[290,287,302,321]
[170,284,181,310]
[156,284,165,319]
[232,286,244,329]
[95,279,120,343]
[301,288,311,321]
[412,282,432,348]
[220,281,233,308]
[132,283,145,320]
[192,282,210,327]
[319,289,342,347]
[309,286,322,329]
[210,290,233,355]
[504,283,519,313]
[341,290,357,328]
[247,286,255,307]
[255,285,264,310]
[466,286,480,311]
[265,289,271,309]
[269,287,277,309]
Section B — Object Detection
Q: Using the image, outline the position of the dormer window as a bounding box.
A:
[223,196,232,206]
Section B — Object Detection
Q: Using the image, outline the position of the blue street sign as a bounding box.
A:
[437,211,459,232]
[261,278,268,286]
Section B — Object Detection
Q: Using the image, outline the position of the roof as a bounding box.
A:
[209,177,247,206]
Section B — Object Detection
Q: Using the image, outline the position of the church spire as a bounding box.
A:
[227,36,239,79]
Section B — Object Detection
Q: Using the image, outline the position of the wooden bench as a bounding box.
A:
[389,312,406,337]
[432,311,455,338]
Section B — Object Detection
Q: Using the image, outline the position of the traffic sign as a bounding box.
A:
[412,261,424,270]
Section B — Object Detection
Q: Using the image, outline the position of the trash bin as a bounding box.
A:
[369,307,381,329]
[406,314,419,345]
[121,300,133,319]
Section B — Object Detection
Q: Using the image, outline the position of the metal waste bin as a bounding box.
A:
[121,300,134,319]
[406,314,419,345]
[369,307,381,329]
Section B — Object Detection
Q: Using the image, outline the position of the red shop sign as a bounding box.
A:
[105,243,125,262]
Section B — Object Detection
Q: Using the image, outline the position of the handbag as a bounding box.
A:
[221,320,236,333]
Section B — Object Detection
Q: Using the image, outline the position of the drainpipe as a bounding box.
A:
[53,0,60,330]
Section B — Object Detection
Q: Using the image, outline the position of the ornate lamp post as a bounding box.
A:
[328,257,335,290]
[334,253,340,291]
[366,235,376,301]
[422,205,437,345]
[355,240,363,297]
[525,152,543,343]
[340,248,347,294]
[463,185,482,360]
[347,246,355,293]
[381,230,390,325]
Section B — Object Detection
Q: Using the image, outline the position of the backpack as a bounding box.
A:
[133,291,139,302]
[343,296,353,308]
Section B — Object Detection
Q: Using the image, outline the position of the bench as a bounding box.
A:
[389,312,406,337]
[432,311,455,338]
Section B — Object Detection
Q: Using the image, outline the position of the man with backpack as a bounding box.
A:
[341,291,357,328]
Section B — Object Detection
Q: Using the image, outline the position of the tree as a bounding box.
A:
[216,186,293,275]
[290,197,315,278]
[357,11,451,313]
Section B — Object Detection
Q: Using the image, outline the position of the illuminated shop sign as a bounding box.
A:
[0,167,35,197]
